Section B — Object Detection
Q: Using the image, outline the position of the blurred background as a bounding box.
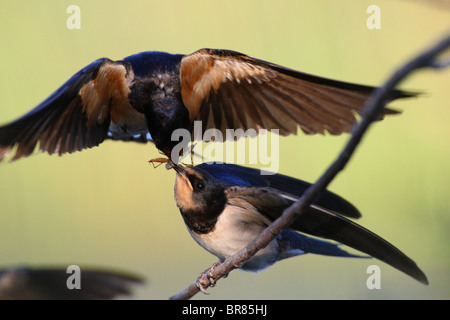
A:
[0,0,448,299]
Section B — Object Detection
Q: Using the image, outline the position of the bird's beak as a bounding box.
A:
[171,161,183,174]
[171,162,193,191]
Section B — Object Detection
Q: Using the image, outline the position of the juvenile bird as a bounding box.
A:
[0,49,417,162]
[173,163,428,285]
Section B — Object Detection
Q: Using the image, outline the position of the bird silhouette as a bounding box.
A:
[0,265,144,300]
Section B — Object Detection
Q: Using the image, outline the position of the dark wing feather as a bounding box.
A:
[291,207,429,285]
[196,163,361,219]
[226,186,428,285]
[0,266,144,300]
[180,49,418,138]
[0,58,141,162]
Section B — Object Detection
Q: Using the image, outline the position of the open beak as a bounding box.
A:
[171,162,193,191]
[172,162,183,174]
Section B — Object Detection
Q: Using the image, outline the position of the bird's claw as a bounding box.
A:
[195,262,222,294]
[196,276,211,294]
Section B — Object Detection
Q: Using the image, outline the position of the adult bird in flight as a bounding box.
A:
[0,48,417,162]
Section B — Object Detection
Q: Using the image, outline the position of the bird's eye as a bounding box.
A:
[196,182,205,190]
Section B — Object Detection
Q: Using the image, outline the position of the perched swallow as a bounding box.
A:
[173,163,428,285]
[0,49,417,162]
[0,265,144,300]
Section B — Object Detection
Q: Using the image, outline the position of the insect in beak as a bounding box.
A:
[148,156,193,190]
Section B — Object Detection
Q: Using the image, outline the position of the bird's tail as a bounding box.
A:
[277,230,366,260]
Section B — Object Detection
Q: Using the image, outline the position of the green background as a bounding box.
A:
[0,0,449,299]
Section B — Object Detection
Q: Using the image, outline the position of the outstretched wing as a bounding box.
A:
[180,48,416,137]
[0,58,147,162]
[0,266,144,300]
[225,186,428,285]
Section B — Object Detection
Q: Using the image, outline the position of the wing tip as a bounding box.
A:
[411,266,429,285]
[392,89,423,99]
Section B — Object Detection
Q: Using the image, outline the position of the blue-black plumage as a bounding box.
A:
[0,48,417,161]
[173,163,428,285]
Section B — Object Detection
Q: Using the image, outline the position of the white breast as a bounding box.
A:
[188,204,280,272]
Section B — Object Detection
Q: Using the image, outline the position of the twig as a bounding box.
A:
[169,33,450,300]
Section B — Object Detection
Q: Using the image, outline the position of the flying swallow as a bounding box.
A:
[172,163,428,285]
[0,265,144,300]
[0,49,417,162]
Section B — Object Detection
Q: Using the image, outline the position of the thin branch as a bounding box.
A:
[170,33,450,300]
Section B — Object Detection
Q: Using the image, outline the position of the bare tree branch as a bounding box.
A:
[169,33,450,300]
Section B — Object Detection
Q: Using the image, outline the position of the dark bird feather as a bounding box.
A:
[0,49,419,161]
[173,163,428,285]
[0,265,144,300]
